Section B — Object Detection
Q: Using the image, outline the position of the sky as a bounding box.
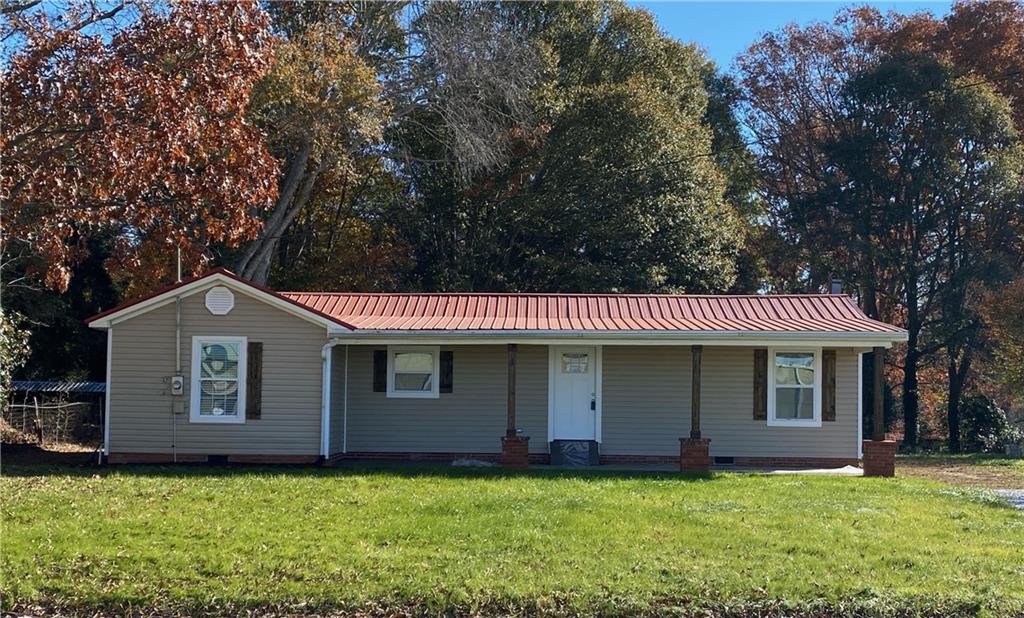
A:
[630,1,951,70]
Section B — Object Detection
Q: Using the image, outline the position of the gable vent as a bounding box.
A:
[205,286,235,315]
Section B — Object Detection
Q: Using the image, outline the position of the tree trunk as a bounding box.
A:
[902,220,921,448]
[902,341,919,447]
[246,164,323,285]
[236,138,313,281]
[947,357,962,453]
[947,348,972,453]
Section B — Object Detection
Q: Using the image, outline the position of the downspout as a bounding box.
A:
[103,328,112,460]
[320,338,344,459]
[857,351,865,461]
[343,345,349,453]
[172,249,182,463]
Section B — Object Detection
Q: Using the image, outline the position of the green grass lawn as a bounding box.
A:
[2,465,1023,617]
[899,452,1024,470]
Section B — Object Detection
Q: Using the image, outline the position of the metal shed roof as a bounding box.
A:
[11,381,106,394]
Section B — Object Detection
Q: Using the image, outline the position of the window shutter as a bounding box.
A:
[246,342,263,420]
[373,350,387,392]
[822,349,837,422]
[753,349,767,420]
[440,351,453,393]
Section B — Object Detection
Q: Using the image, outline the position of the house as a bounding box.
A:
[86,269,906,474]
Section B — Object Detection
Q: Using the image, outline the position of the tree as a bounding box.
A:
[738,9,1024,447]
[700,65,764,293]
[235,19,389,284]
[852,1,1024,130]
[980,279,1024,403]
[393,2,744,293]
[0,309,30,409]
[2,0,278,295]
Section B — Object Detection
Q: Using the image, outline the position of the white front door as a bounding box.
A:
[551,346,597,440]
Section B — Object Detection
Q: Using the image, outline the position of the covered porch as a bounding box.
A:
[324,341,896,476]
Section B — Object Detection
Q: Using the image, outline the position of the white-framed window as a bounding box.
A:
[767,348,821,427]
[190,336,247,423]
[387,345,440,398]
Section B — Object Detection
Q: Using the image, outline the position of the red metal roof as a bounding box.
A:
[280,291,905,334]
[85,268,904,335]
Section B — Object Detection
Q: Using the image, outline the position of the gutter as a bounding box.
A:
[319,338,345,459]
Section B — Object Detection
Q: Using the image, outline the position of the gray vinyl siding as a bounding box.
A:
[701,347,859,459]
[515,345,549,451]
[108,288,326,456]
[601,346,691,456]
[343,345,548,454]
[600,346,860,459]
[328,345,348,455]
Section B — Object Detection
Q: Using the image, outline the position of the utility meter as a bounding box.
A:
[170,375,184,396]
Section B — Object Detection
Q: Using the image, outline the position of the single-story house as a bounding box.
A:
[87,268,906,473]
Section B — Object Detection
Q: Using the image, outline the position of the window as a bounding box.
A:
[767,348,821,427]
[387,345,440,398]
[561,353,589,373]
[190,336,247,423]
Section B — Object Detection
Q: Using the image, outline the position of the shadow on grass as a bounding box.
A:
[1,459,717,483]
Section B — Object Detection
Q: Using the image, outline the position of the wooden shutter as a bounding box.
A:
[246,342,263,420]
[753,348,767,420]
[440,351,453,393]
[373,350,387,392]
[822,349,837,422]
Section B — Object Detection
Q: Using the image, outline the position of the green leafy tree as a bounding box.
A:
[0,308,30,408]
[395,2,744,293]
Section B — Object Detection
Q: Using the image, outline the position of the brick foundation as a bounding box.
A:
[226,454,319,464]
[330,451,550,465]
[862,440,897,477]
[107,453,318,465]
[599,454,679,464]
[679,438,711,472]
[501,436,530,469]
[730,456,859,469]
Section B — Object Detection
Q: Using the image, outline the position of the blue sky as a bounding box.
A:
[630,1,951,70]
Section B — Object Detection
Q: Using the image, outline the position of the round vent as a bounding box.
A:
[204,286,235,315]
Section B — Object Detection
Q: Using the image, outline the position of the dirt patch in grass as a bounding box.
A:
[1,442,99,466]
[898,456,1024,489]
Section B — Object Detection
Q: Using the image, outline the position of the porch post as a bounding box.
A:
[872,346,884,441]
[864,346,896,477]
[690,344,702,439]
[501,343,529,468]
[506,343,517,438]
[680,345,710,472]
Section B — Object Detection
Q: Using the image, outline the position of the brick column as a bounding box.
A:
[679,437,710,472]
[502,436,530,469]
[862,439,896,477]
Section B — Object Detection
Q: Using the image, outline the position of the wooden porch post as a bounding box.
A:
[506,343,517,438]
[690,345,702,439]
[501,343,528,468]
[680,345,710,472]
[872,346,884,441]
[864,346,896,477]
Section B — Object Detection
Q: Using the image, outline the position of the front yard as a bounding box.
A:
[2,465,1022,617]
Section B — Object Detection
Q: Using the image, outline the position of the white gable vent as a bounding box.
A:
[204,286,235,315]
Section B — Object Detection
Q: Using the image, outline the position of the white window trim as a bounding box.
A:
[190,336,247,424]
[767,347,822,428]
[386,345,440,399]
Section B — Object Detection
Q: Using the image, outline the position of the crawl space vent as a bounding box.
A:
[204,286,235,315]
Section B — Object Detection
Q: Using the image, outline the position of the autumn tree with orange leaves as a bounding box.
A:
[1,1,279,295]
[738,1,1024,449]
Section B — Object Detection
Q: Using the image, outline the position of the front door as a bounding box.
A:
[552,346,597,440]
